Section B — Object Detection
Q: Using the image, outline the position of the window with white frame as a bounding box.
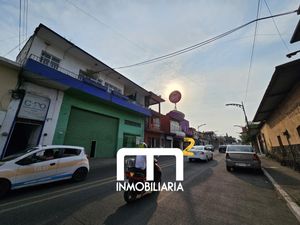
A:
[170,120,181,133]
[104,82,122,94]
[40,51,60,70]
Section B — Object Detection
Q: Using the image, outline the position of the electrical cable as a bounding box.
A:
[19,0,21,51]
[65,0,147,52]
[244,0,261,103]
[263,0,290,51]
[111,8,297,70]
[3,38,28,57]
[24,0,28,40]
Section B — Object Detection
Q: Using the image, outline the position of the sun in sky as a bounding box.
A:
[164,82,184,100]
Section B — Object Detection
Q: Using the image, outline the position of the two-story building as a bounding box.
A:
[0,57,21,156]
[144,109,164,148]
[1,23,162,158]
[161,110,186,149]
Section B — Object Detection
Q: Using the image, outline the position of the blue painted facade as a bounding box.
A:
[24,58,151,116]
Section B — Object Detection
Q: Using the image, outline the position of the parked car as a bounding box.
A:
[205,145,214,152]
[225,145,261,172]
[219,145,227,153]
[188,145,213,162]
[0,145,89,197]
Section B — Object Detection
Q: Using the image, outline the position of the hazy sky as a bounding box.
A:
[1,0,300,138]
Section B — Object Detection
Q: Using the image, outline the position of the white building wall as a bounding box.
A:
[26,37,125,94]
[0,99,21,157]
[21,82,64,145]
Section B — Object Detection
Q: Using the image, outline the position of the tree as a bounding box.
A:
[239,133,251,144]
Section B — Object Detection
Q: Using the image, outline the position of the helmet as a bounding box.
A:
[137,142,148,148]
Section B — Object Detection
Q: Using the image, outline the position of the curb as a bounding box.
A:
[262,167,300,223]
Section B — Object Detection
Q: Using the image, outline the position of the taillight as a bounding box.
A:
[253,154,260,161]
[226,153,230,159]
[125,171,134,177]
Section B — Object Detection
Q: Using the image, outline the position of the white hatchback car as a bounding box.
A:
[0,145,89,197]
[188,145,213,162]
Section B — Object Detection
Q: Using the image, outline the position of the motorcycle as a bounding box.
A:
[123,157,161,203]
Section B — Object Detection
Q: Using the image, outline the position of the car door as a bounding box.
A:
[57,148,82,179]
[15,148,60,188]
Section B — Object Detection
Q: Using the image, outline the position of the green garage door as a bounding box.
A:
[64,107,118,157]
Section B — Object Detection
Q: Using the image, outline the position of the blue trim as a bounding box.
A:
[24,59,151,116]
[12,173,72,188]
[111,95,150,116]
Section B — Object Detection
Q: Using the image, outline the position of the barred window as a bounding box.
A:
[40,51,60,70]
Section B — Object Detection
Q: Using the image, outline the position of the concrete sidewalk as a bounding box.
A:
[260,155,300,223]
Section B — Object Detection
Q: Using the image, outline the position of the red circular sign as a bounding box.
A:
[169,90,182,103]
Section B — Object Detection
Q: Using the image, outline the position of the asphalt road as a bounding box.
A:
[0,152,298,225]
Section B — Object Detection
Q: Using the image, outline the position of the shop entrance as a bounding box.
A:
[5,119,43,156]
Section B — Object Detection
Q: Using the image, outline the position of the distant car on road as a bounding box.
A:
[218,145,227,153]
[188,145,213,162]
[205,145,214,152]
[225,145,261,172]
[0,145,89,197]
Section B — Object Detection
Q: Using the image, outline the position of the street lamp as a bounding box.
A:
[197,124,206,131]
[225,102,250,129]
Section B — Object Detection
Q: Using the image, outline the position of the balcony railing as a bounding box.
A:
[27,54,140,104]
[29,54,79,79]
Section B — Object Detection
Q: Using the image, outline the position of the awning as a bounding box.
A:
[291,19,300,43]
[253,58,300,122]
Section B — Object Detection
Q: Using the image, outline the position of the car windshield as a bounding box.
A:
[227,145,253,152]
[0,147,38,162]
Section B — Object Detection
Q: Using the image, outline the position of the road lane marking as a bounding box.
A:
[0,157,222,213]
[0,176,115,208]
[0,159,212,209]
[262,168,300,223]
[0,179,115,214]
[0,162,176,211]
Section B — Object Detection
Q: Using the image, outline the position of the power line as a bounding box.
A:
[65,0,147,52]
[22,0,26,38]
[263,0,290,51]
[19,0,21,51]
[244,0,261,103]
[3,38,28,57]
[110,8,297,70]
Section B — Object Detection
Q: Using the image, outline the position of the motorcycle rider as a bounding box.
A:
[134,142,147,175]
[134,142,161,182]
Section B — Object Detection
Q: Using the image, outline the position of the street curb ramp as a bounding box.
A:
[262,168,300,223]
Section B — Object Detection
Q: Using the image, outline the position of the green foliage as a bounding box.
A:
[239,133,251,144]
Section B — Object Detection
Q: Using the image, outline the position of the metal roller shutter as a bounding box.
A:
[64,107,118,157]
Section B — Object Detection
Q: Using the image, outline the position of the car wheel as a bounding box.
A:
[124,191,137,203]
[188,158,193,162]
[72,167,88,182]
[0,179,10,198]
[226,166,232,172]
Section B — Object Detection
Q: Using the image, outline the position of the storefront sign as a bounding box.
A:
[18,93,50,121]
